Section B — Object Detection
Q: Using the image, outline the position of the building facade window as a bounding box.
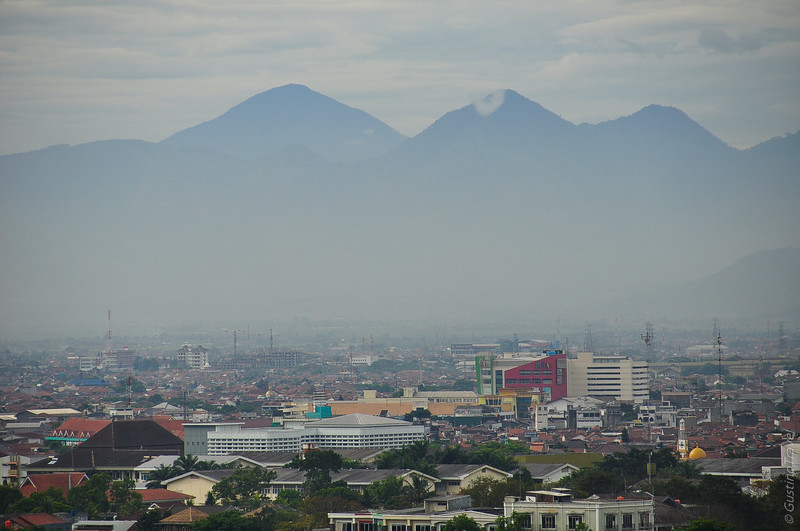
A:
[541,514,556,529]
[568,515,583,529]
[605,514,616,530]
[622,513,634,529]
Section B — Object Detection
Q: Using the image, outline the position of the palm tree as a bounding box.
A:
[196,460,221,471]
[173,454,200,474]
[402,474,433,504]
[146,464,178,489]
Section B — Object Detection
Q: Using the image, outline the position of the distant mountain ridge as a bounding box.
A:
[648,247,800,323]
[0,85,798,337]
[161,84,407,163]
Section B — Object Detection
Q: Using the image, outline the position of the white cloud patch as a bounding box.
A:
[698,27,763,53]
[473,90,506,117]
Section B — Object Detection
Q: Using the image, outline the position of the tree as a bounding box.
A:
[68,472,111,518]
[136,509,171,531]
[375,440,438,477]
[134,356,160,371]
[275,488,303,509]
[0,484,23,513]
[9,487,70,514]
[404,408,432,421]
[560,468,625,498]
[211,466,277,511]
[365,476,409,508]
[173,453,200,474]
[300,494,364,528]
[461,477,505,507]
[109,478,143,518]
[495,511,527,531]
[677,518,736,531]
[402,474,433,504]
[442,514,482,531]
[146,463,178,489]
[286,449,345,494]
[192,511,259,531]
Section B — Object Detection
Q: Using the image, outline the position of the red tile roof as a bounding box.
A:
[158,506,210,523]
[8,513,68,526]
[135,488,193,503]
[48,418,111,442]
[152,417,185,439]
[20,472,88,497]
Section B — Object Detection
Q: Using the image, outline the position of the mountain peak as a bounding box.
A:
[160,85,405,163]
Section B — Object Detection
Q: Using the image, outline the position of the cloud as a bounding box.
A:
[0,1,798,153]
[698,27,763,53]
[473,90,505,117]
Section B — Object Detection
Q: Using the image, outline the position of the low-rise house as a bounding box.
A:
[1,512,70,530]
[518,463,580,485]
[154,506,211,531]
[135,488,194,511]
[134,454,263,488]
[434,464,512,496]
[162,470,232,503]
[165,467,438,504]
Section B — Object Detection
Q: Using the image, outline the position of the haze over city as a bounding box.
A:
[1,1,799,341]
[2,6,800,531]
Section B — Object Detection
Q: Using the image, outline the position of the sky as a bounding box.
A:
[1,0,799,155]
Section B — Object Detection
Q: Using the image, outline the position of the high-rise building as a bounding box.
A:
[177,344,209,370]
[475,350,568,401]
[102,347,135,371]
[567,351,648,403]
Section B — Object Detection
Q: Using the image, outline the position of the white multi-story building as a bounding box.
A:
[329,491,654,531]
[504,491,654,531]
[177,344,209,370]
[534,397,606,430]
[205,413,426,455]
[568,352,649,403]
[638,403,678,428]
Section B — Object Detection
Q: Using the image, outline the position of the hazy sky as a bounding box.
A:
[1,0,798,156]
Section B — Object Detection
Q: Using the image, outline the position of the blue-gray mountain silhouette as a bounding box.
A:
[0,86,798,336]
[161,84,406,163]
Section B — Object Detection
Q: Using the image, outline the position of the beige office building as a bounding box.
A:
[568,352,649,403]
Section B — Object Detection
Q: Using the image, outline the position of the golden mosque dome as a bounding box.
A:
[689,447,707,459]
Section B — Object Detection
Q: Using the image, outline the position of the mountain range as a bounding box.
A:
[1,84,798,338]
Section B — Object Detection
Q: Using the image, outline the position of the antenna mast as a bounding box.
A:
[584,325,594,353]
[716,321,724,426]
[641,322,654,384]
[105,310,113,362]
[641,323,654,445]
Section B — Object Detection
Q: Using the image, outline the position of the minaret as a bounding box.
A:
[678,418,689,460]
